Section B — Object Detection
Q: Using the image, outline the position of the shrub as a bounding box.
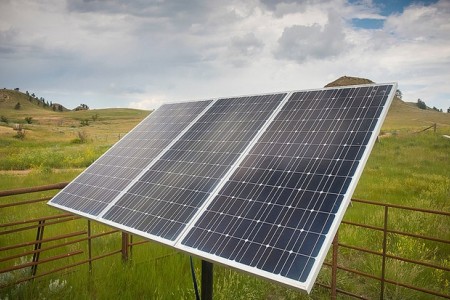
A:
[1,115,8,123]
[417,99,427,110]
[24,116,33,124]
[71,130,89,144]
[14,129,26,140]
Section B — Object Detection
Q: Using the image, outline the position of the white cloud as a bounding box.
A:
[0,0,449,110]
[274,13,350,63]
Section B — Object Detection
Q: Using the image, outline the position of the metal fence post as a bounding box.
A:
[129,235,133,260]
[121,232,129,262]
[31,220,45,277]
[331,231,339,300]
[88,220,92,272]
[380,206,389,300]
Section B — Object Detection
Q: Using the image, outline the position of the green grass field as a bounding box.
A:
[0,88,449,299]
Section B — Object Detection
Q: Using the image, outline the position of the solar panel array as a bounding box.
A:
[49,83,396,292]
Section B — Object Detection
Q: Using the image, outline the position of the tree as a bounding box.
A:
[14,102,21,110]
[447,107,450,113]
[417,98,427,110]
[75,104,90,111]
[395,89,402,99]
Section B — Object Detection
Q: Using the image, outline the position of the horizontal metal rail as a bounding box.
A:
[351,197,450,216]
[338,242,450,272]
[0,213,74,228]
[0,250,83,274]
[0,231,86,263]
[341,220,450,244]
[0,216,79,235]
[0,196,52,209]
[335,264,450,299]
[316,282,368,300]
[0,230,86,253]
[0,182,69,197]
[0,249,122,289]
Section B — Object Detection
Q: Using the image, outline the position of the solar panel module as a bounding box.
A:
[100,93,286,244]
[49,100,213,217]
[179,84,395,292]
[48,83,396,293]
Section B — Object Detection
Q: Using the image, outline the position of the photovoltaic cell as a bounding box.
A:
[101,94,286,242]
[180,84,394,291]
[49,100,212,216]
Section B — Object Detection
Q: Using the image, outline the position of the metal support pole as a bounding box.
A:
[331,231,339,300]
[201,260,213,300]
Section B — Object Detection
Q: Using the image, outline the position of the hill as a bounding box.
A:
[0,89,69,113]
[324,75,374,87]
[0,88,150,148]
[324,76,450,131]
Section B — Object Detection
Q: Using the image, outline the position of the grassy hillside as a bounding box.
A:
[0,89,57,118]
[0,83,449,299]
[0,89,150,172]
[324,76,450,132]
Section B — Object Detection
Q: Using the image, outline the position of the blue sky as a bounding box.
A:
[0,0,449,110]
[351,0,438,29]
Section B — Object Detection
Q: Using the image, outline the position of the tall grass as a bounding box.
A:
[0,128,449,298]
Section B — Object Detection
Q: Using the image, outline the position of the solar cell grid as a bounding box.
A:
[101,93,286,242]
[49,100,212,216]
[180,84,394,291]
